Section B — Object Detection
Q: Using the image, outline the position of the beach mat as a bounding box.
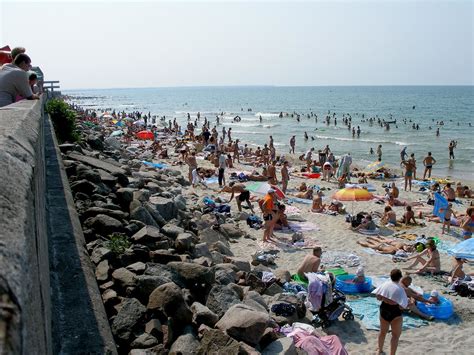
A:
[348,297,429,330]
[142,160,167,169]
[288,221,320,232]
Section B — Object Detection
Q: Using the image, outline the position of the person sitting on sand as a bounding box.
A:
[382,206,397,226]
[400,276,435,321]
[298,182,308,192]
[390,182,399,199]
[311,190,326,213]
[338,173,348,188]
[443,183,456,202]
[296,247,324,281]
[448,257,471,283]
[460,206,474,239]
[221,182,254,213]
[404,239,440,275]
[357,236,414,255]
[274,203,289,230]
[352,215,377,232]
[295,187,313,200]
[358,173,368,184]
[461,186,472,198]
[191,167,205,188]
[456,182,464,198]
[399,206,417,226]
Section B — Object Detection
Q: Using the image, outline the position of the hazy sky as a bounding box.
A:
[1,0,472,89]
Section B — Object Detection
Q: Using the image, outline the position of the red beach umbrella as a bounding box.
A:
[136,130,154,140]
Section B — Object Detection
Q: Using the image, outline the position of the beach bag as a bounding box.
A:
[247,215,263,229]
[203,197,216,208]
[215,204,231,213]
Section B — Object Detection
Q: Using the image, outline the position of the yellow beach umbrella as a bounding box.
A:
[333,187,374,201]
[333,187,374,214]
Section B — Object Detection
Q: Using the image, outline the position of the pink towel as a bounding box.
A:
[289,329,348,355]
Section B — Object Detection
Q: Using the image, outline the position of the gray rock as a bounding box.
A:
[274,269,292,284]
[135,275,172,301]
[198,328,241,355]
[95,259,110,282]
[131,225,163,243]
[144,202,167,227]
[193,243,213,259]
[81,207,128,221]
[219,223,244,239]
[130,333,159,349]
[147,282,192,326]
[169,334,201,355]
[244,291,268,311]
[210,251,225,264]
[112,267,136,288]
[215,304,270,346]
[161,224,185,239]
[70,179,97,195]
[191,302,219,327]
[126,261,146,274]
[175,233,195,253]
[84,214,123,235]
[199,227,230,247]
[104,136,121,150]
[97,169,118,186]
[225,257,251,272]
[213,264,238,285]
[262,338,297,355]
[90,246,112,264]
[130,206,159,228]
[210,241,234,256]
[77,168,102,183]
[173,195,187,210]
[149,196,177,221]
[111,298,146,341]
[87,135,104,150]
[243,299,268,313]
[167,262,214,298]
[206,284,241,318]
[116,187,136,208]
[145,318,163,339]
[264,283,284,296]
[134,189,151,202]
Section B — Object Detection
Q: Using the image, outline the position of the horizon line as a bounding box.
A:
[62,84,474,91]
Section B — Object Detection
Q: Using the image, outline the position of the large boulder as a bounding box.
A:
[191,302,219,327]
[224,257,251,272]
[167,262,214,299]
[116,187,136,208]
[112,267,137,289]
[175,233,196,253]
[198,328,241,355]
[244,291,269,312]
[213,264,238,285]
[130,206,159,228]
[81,206,128,221]
[219,223,244,239]
[149,196,178,221]
[134,275,172,302]
[215,304,270,346]
[84,214,123,235]
[169,334,201,355]
[205,285,241,318]
[131,225,164,244]
[70,179,97,196]
[210,241,234,256]
[161,224,185,239]
[144,202,167,227]
[193,243,213,259]
[199,227,230,247]
[111,298,146,342]
[147,282,192,325]
[130,333,159,349]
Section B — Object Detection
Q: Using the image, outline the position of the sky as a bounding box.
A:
[1,0,472,89]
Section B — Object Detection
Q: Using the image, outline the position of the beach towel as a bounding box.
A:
[321,251,361,268]
[142,160,167,169]
[372,280,408,308]
[287,328,349,355]
[204,176,219,184]
[433,192,448,219]
[393,233,418,241]
[348,297,428,330]
[288,221,320,232]
[345,183,376,192]
[357,228,380,235]
[286,197,313,205]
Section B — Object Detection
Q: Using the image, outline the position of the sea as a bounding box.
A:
[64,86,474,181]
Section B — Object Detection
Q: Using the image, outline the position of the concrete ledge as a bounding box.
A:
[0,99,116,354]
[44,113,117,354]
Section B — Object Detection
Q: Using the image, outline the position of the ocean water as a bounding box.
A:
[65,86,474,180]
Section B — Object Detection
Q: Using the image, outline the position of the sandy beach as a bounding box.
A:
[126,124,472,354]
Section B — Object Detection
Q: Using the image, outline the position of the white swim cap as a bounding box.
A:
[430,290,439,297]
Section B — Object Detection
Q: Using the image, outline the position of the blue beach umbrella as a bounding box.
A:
[448,238,474,260]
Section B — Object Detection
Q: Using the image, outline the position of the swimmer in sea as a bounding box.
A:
[422,152,436,179]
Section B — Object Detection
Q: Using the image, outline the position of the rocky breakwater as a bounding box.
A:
[61,123,309,354]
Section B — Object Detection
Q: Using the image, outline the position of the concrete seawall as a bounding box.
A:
[0,98,116,354]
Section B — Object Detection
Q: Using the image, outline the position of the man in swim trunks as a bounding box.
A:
[311,190,326,213]
[401,159,415,191]
[404,239,441,274]
[267,160,278,185]
[224,182,254,213]
[289,136,296,154]
[296,247,323,281]
[422,152,436,179]
[443,183,456,202]
[281,161,290,194]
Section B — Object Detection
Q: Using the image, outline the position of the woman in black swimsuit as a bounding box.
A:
[377,269,404,355]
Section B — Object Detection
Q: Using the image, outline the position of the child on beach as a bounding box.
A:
[353,267,365,284]
[440,203,456,234]
[428,290,440,305]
